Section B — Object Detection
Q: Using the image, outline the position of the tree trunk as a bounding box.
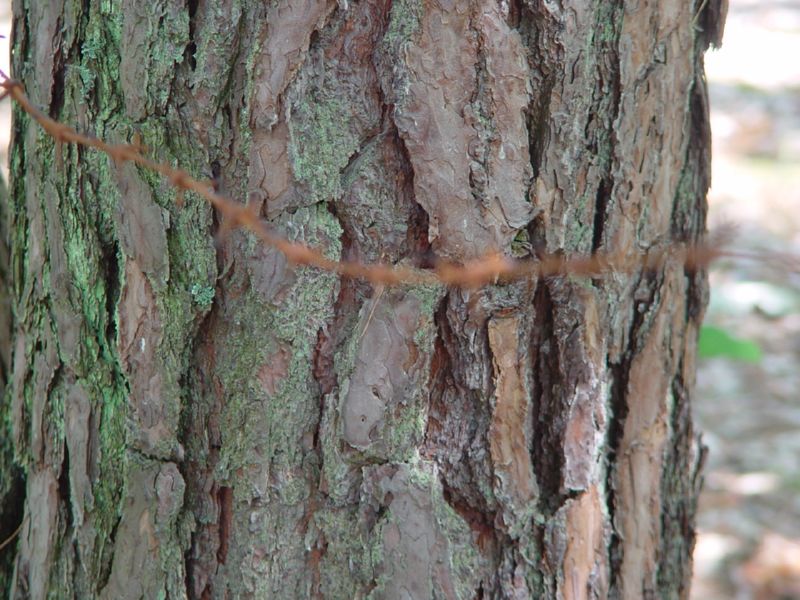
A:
[0,0,725,598]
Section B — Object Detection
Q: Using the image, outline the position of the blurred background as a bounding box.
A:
[0,1,798,597]
[693,1,800,598]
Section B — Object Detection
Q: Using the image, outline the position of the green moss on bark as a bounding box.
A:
[216,204,341,485]
[382,0,423,50]
[288,96,360,203]
[313,508,374,598]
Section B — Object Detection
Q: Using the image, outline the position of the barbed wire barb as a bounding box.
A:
[0,74,741,288]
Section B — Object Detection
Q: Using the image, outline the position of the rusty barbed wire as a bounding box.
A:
[0,74,737,288]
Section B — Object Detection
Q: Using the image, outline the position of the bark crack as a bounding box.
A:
[589,2,623,254]
[604,270,658,596]
[185,0,199,71]
[48,15,66,118]
[529,281,565,515]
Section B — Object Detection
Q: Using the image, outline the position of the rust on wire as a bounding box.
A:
[0,74,733,288]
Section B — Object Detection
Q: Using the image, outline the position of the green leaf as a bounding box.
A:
[698,325,763,362]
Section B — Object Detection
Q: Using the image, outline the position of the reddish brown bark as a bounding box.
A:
[0,0,725,598]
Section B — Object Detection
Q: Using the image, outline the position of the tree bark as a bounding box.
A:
[0,0,726,598]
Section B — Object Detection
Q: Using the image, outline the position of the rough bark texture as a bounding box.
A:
[0,0,726,598]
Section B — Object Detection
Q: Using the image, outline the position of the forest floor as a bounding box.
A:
[691,1,800,598]
[0,1,798,597]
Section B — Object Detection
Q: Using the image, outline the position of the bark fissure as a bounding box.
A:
[592,179,611,253]
[656,357,704,597]
[185,0,199,71]
[530,280,564,515]
[589,1,623,254]
[605,356,633,593]
[605,270,660,596]
[528,73,554,182]
[101,240,121,351]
